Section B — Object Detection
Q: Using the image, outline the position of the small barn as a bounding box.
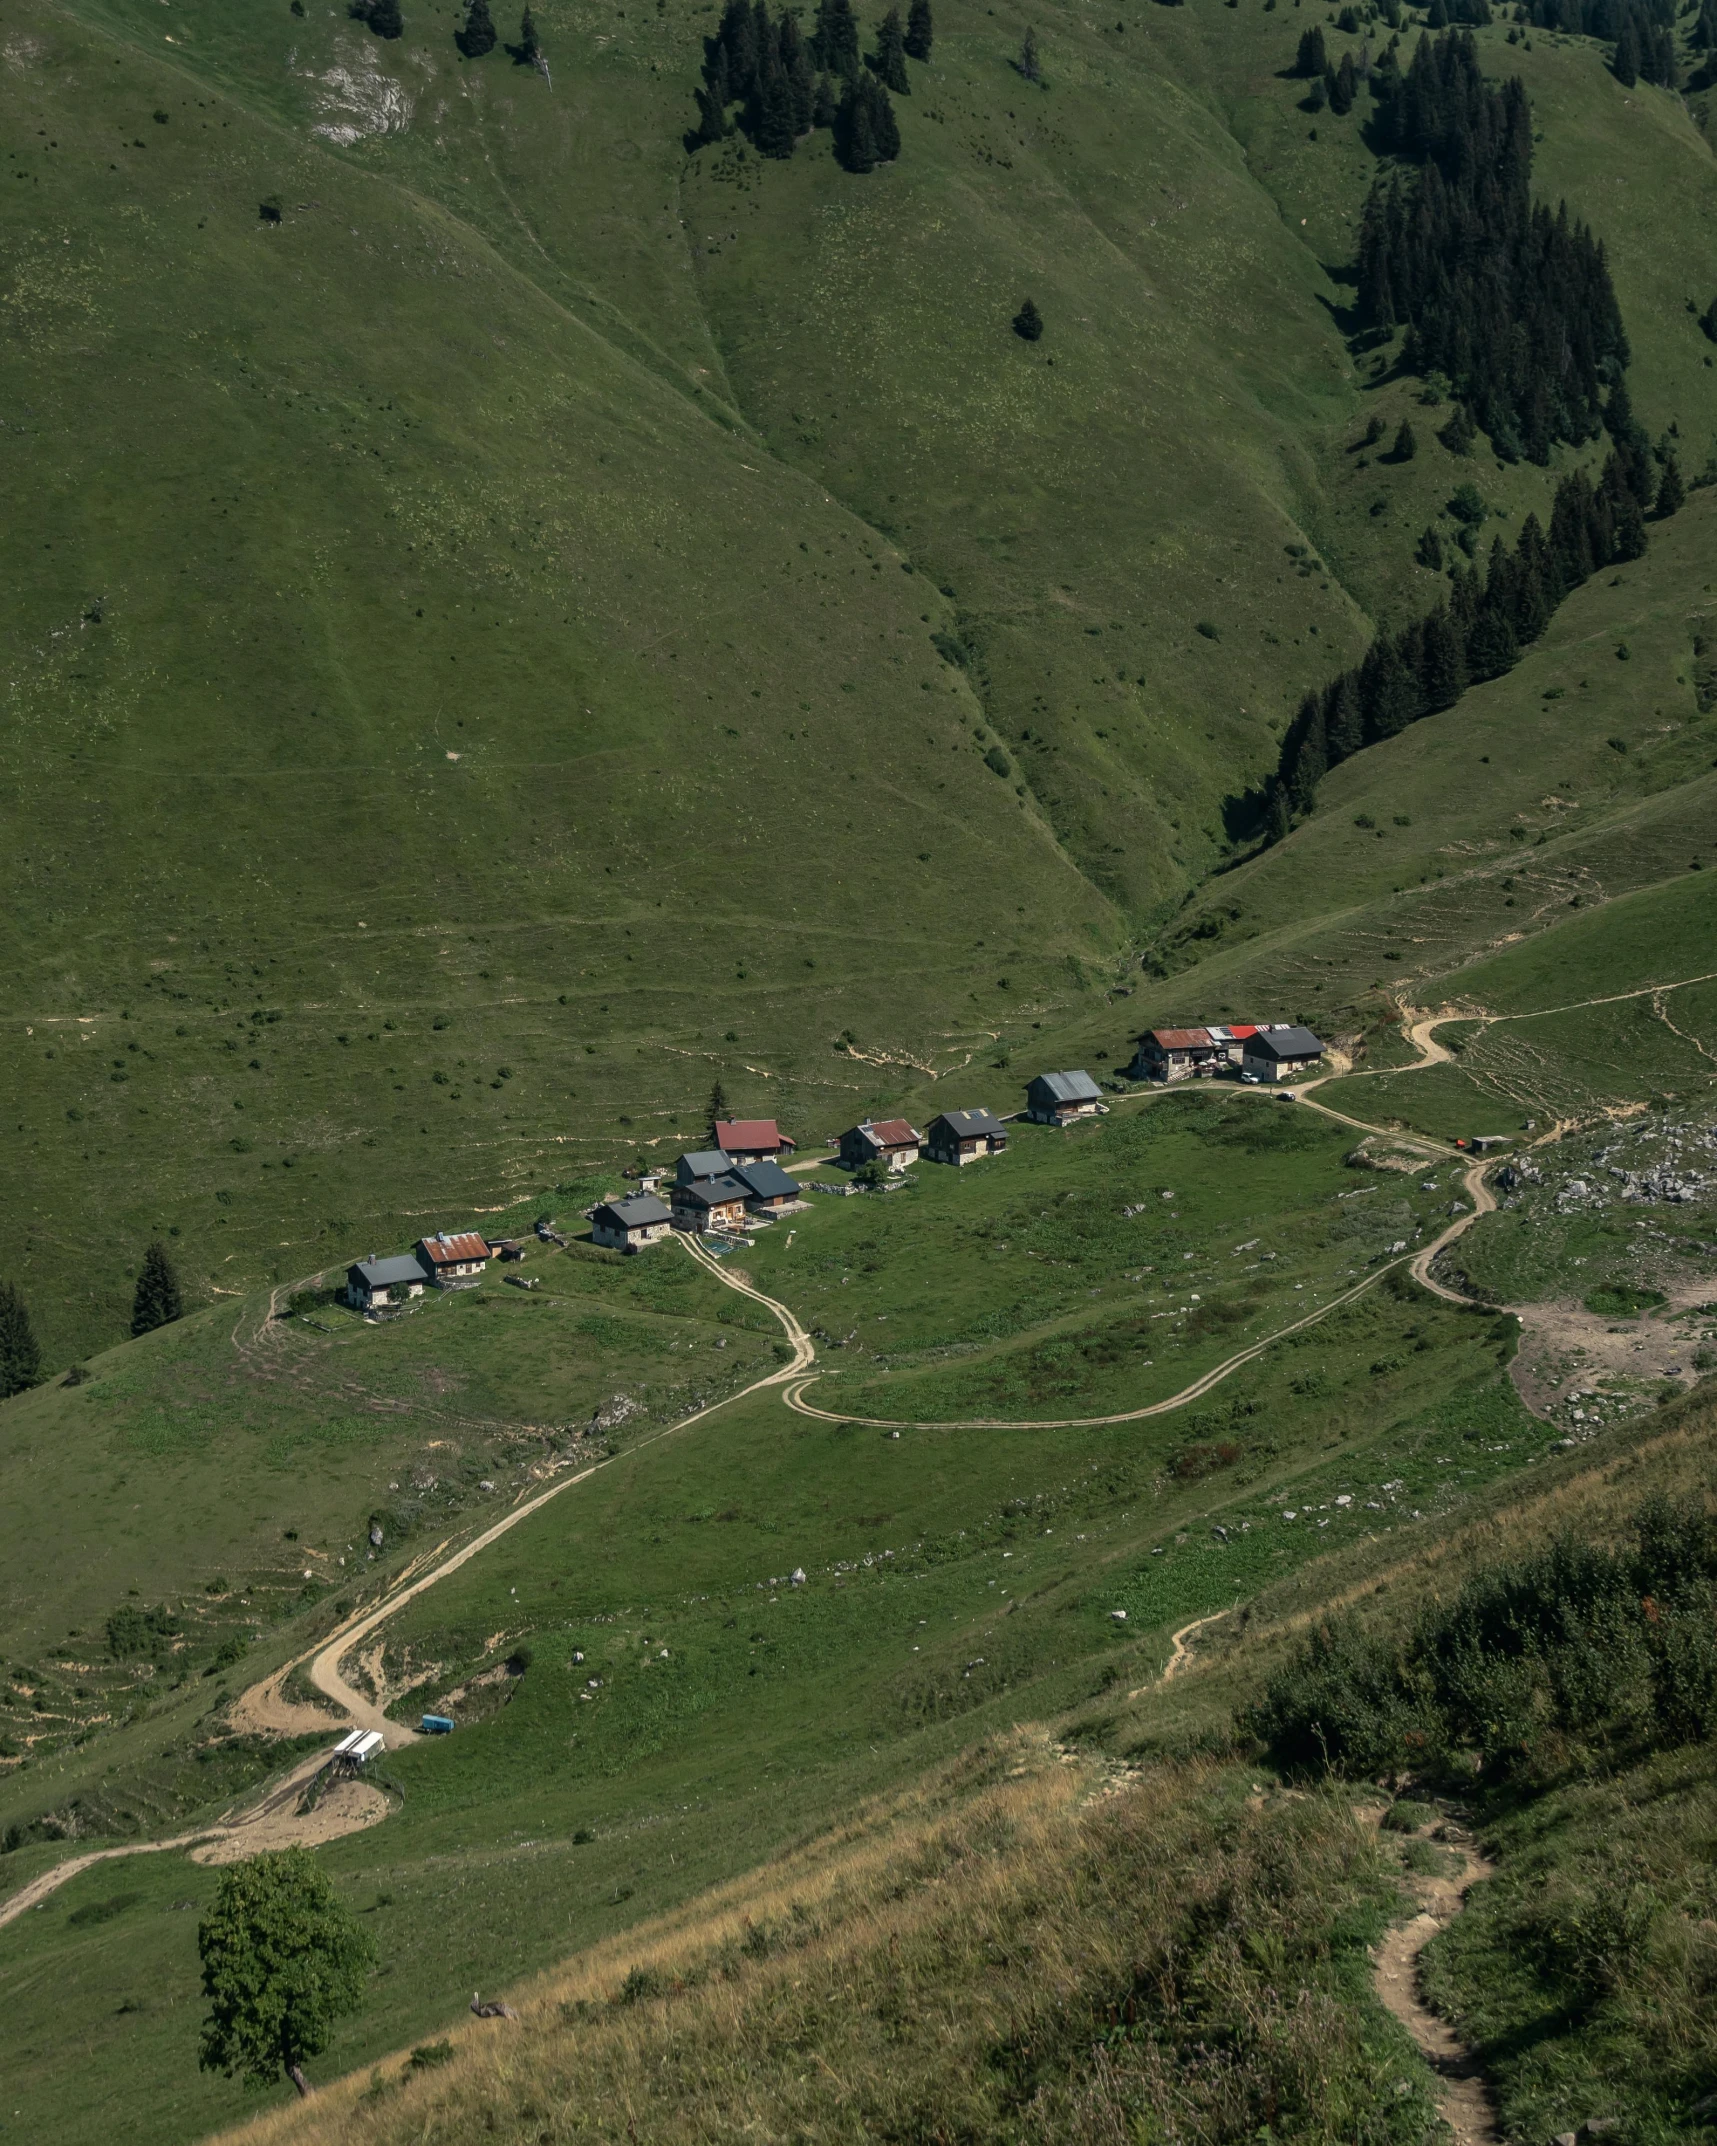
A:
[590,1192,674,1253]
[346,1253,428,1313]
[713,1118,797,1166]
[676,1148,735,1187]
[838,1117,922,1173]
[925,1108,1009,1165]
[1241,1025,1324,1083]
[1025,1070,1104,1125]
[671,1173,751,1235]
[732,1159,801,1214]
[415,1231,493,1287]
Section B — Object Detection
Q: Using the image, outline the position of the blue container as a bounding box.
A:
[420,1714,455,1735]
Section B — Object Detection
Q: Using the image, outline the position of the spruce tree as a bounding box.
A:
[812,0,861,77]
[1415,524,1444,569]
[1325,673,1364,761]
[708,1080,730,1143]
[871,4,910,91]
[868,70,900,157]
[1390,418,1417,461]
[904,0,933,60]
[813,70,840,124]
[1018,24,1042,80]
[754,45,799,154]
[1295,24,1327,72]
[363,0,404,33]
[1013,296,1044,341]
[1612,17,1639,84]
[0,1280,41,1399]
[1329,49,1357,111]
[833,73,877,166]
[1700,296,1717,346]
[779,12,816,130]
[132,1241,185,1338]
[518,4,540,60]
[457,0,497,53]
[1656,454,1686,520]
[1439,404,1476,456]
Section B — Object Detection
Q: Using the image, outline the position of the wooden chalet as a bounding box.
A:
[925,1108,1009,1165]
[1024,1070,1104,1125]
[837,1117,922,1173]
[713,1118,797,1166]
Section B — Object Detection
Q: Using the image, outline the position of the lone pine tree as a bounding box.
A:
[870,4,910,92]
[131,1240,184,1338]
[456,0,497,54]
[904,0,933,59]
[1013,296,1044,341]
[0,1279,41,1399]
[1018,23,1042,79]
[1391,418,1418,460]
[518,4,540,59]
[707,1079,730,1142]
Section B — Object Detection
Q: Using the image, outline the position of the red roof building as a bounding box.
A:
[713,1118,796,1163]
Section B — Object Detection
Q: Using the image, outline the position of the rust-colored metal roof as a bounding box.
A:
[418,1231,492,1266]
[1147,1027,1213,1051]
[864,1118,920,1146]
[714,1119,792,1150]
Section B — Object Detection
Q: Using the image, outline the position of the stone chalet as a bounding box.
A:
[590,1192,673,1253]
[415,1231,493,1287]
[671,1173,750,1235]
[345,1253,427,1313]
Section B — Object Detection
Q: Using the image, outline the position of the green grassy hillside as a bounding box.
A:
[7,0,1717,1364]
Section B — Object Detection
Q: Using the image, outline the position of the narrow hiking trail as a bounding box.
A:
[1373,1822,1500,2146]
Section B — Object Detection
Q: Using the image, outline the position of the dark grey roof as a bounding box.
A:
[733,1159,799,1201]
[674,1173,749,1209]
[932,1108,1008,1139]
[1030,1069,1102,1104]
[677,1148,734,1185]
[349,1253,428,1289]
[596,1193,672,1229]
[1247,1025,1324,1060]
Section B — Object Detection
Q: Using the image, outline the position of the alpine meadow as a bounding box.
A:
[5,0,1717,2141]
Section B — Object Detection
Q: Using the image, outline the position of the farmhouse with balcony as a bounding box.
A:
[837,1118,922,1173]
[414,1231,493,1287]
[1241,1025,1325,1083]
[671,1173,751,1235]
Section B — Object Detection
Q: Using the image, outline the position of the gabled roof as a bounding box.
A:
[1142,1027,1214,1051]
[852,1117,920,1149]
[595,1192,672,1229]
[350,1253,428,1289]
[714,1118,794,1151]
[417,1231,491,1266]
[677,1148,734,1184]
[1248,1025,1324,1059]
[733,1159,799,1201]
[1031,1069,1103,1104]
[674,1173,750,1209]
[931,1108,1008,1139]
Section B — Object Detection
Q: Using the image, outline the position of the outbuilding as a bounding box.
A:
[713,1118,797,1166]
[837,1117,922,1173]
[731,1159,801,1214]
[345,1253,428,1313]
[1240,1025,1324,1083]
[415,1231,493,1287]
[671,1174,751,1235]
[925,1108,1009,1165]
[590,1192,674,1253]
[1025,1070,1105,1125]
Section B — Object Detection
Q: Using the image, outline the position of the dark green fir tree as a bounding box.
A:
[1415,524,1444,570]
[870,4,910,91]
[904,0,933,60]
[1439,403,1476,456]
[1655,453,1685,519]
[812,70,840,124]
[364,0,404,35]
[1612,17,1640,84]
[1017,23,1041,79]
[811,0,861,78]
[1294,24,1326,71]
[1391,418,1417,461]
[457,0,497,54]
[131,1241,184,1339]
[708,1080,730,1143]
[779,11,816,130]
[0,1280,41,1399]
[1012,296,1044,341]
[518,4,540,60]
[753,45,799,154]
